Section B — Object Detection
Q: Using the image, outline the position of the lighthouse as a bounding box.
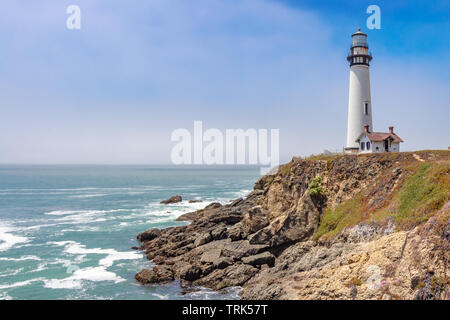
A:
[345,29,373,153]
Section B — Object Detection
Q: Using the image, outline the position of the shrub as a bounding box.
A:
[308,176,323,197]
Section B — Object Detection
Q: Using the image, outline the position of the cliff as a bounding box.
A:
[135,150,449,300]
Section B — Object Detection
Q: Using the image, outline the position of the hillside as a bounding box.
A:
[135,150,449,300]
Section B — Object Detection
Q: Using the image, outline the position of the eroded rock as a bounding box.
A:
[160,195,182,204]
[135,265,174,284]
[137,228,161,242]
[242,251,275,267]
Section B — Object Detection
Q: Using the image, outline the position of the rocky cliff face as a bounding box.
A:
[135,151,449,300]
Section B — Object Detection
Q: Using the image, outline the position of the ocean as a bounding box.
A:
[0,165,260,300]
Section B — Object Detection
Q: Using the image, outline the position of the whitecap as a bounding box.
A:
[0,267,24,278]
[0,277,45,290]
[152,293,169,299]
[0,223,30,252]
[0,292,12,300]
[44,209,126,216]
[61,241,141,268]
[69,194,107,199]
[43,266,124,289]
[42,209,124,226]
[26,263,47,273]
[44,210,84,216]
[0,255,41,262]
[43,241,142,290]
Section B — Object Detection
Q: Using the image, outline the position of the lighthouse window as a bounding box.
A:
[361,142,365,151]
[364,103,369,115]
[366,142,371,150]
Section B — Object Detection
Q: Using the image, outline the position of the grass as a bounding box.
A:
[265,176,274,186]
[278,161,293,176]
[314,161,449,240]
[394,162,449,226]
[314,195,365,240]
[305,153,342,161]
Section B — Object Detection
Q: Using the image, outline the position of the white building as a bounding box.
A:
[344,29,404,154]
[356,125,403,153]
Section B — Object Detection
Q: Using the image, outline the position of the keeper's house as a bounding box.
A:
[356,125,404,154]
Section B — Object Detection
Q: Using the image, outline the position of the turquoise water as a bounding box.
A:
[0,165,260,300]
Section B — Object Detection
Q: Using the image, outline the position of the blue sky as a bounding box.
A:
[0,0,449,164]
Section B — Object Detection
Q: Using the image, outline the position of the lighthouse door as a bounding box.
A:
[384,140,389,152]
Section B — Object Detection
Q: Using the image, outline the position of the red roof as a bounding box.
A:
[357,132,404,143]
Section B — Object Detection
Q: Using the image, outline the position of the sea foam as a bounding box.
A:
[0,223,30,252]
[43,241,142,289]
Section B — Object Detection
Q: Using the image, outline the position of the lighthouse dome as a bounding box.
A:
[352,28,367,47]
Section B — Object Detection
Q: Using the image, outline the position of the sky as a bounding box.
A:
[0,0,449,164]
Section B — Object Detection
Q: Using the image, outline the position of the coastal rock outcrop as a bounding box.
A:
[135,265,174,284]
[160,195,182,204]
[137,228,161,242]
[135,151,450,300]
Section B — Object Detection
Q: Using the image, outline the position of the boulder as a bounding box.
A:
[179,264,202,282]
[270,192,320,247]
[193,263,259,290]
[228,223,248,241]
[229,198,244,207]
[221,240,268,259]
[137,228,161,242]
[204,202,222,210]
[213,257,234,269]
[208,210,242,225]
[194,232,213,247]
[160,195,182,204]
[248,228,272,245]
[176,202,223,221]
[135,265,174,284]
[210,225,228,240]
[188,199,203,203]
[242,251,275,267]
[152,255,166,265]
[200,248,222,264]
[242,205,270,234]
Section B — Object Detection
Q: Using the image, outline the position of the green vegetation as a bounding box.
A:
[306,153,341,161]
[278,162,292,176]
[314,195,365,240]
[314,161,449,241]
[265,176,274,186]
[394,162,449,226]
[308,176,324,197]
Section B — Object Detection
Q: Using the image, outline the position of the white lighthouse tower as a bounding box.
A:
[345,29,373,153]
